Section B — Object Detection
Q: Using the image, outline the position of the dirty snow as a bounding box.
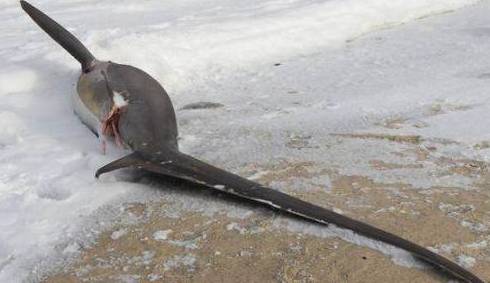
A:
[457,255,477,268]
[0,0,488,282]
[272,217,425,268]
[111,228,128,240]
[163,254,197,272]
[153,229,173,241]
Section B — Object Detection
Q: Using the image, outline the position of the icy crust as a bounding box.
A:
[271,217,425,269]
[3,0,479,92]
[98,0,480,92]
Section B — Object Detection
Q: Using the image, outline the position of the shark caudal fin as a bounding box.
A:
[20,1,96,72]
[96,150,484,283]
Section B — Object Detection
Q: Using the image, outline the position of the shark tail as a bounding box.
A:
[97,150,484,283]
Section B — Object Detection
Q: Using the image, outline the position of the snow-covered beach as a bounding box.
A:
[1,0,489,281]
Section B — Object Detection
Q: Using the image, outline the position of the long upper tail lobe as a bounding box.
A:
[97,150,484,283]
[20,1,96,72]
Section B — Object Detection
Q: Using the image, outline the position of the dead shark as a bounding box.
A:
[20,1,484,282]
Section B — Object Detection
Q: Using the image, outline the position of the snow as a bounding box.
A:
[147,273,162,282]
[153,229,172,241]
[466,240,488,249]
[226,222,247,234]
[457,255,477,268]
[0,0,487,282]
[0,69,37,94]
[0,111,27,145]
[272,217,424,268]
[163,254,196,272]
[111,228,128,240]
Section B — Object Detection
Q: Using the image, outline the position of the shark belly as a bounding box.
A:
[72,91,100,136]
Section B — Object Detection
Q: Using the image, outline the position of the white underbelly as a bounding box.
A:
[71,91,100,135]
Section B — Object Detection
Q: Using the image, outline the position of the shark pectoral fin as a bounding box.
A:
[95,152,145,178]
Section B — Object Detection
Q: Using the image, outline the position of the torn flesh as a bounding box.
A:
[100,104,125,152]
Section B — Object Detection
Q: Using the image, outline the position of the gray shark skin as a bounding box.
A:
[76,61,179,153]
[20,1,484,282]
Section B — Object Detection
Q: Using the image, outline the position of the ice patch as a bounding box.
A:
[457,255,476,268]
[153,229,172,241]
[273,217,425,268]
[128,250,155,266]
[163,254,197,272]
[111,228,128,240]
[465,240,487,249]
[428,243,455,255]
[226,222,247,234]
[247,170,269,181]
[168,239,199,250]
[147,273,162,282]
[460,220,488,232]
[62,242,80,255]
